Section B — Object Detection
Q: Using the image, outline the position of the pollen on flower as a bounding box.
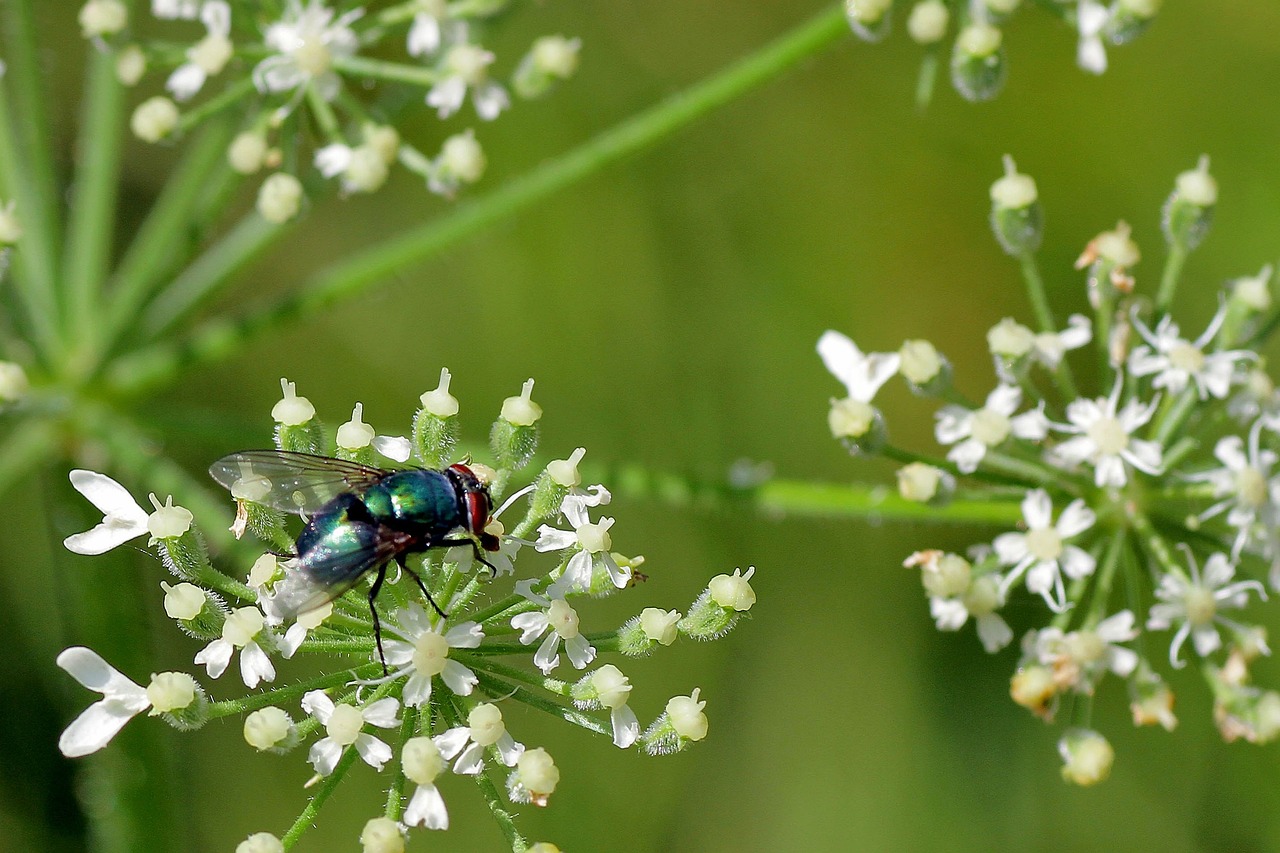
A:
[325,703,366,746]
[467,703,507,746]
[224,607,266,647]
[828,397,876,439]
[590,665,633,709]
[248,554,279,587]
[899,339,944,386]
[640,608,681,645]
[402,736,445,785]
[987,317,1035,358]
[897,462,943,503]
[515,747,560,804]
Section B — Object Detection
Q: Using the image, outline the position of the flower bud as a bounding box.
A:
[272,378,322,454]
[0,361,29,402]
[514,35,581,99]
[1058,728,1114,786]
[1011,664,1057,718]
[845,0,893,43]
[990,155,1043,255]
[468,703,507,746]
[79,0,128,38]
[680,570,755,640]
[244,706,296,751]
[1162,155,1215,250]
[898,339,951,396]
[917,551,971,598]
[980,0,1020,24]
[429,130,487,195]
[236,833,284,853]
[828,398,887,456]
[131,97,180,143]
[257,173,304,223]
[1231,265,1273,313]
[402,736,445,784]
[641,607,681,645]
[514,747,559,804]
[337,402,376,452]
[491,379,541,471]
[413,368,461,467]
[906,1,949,44]
[228,132,269,174]
[148,494,194,540]
[951,24,1005,102]
[360,817,405,853]
[666,688,709,741]
[116,44,146,86]
[148,671,207,729]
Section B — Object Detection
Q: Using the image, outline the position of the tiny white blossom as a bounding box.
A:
[1147,551,1267,668]
[1076,1,1110,74]
[57,647,150,757]
[1128,305,1253,400]
[995,489,1097,612]
[426,30,509,120]
[253,0,361,101]
[381,604,483,707]
[194,606,276,687]
[402,735,449,829]
[1031,314,1092,369]
[1049,377,1162,487]
[434,702,524,775]
[934,384,1048,473]
[536,488,629,594]
[302,690,400,775]
[906,551,1012,652]
[511,580,596,674]
[817,329,900,404]
[166,1,233,101]
[1031,610,1139,693]
[407,0,447,56]
[1187,422,1277,561]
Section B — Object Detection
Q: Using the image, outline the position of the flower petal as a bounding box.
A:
[59,699,147,757]
[610,704,640,749]
[354,733,393,770]
[309,736,344,776]
[405,783,449,830]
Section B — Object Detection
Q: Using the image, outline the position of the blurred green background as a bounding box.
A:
[6,2,1280,851]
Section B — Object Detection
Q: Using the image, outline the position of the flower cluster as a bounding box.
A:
[844,0,1162,104]
[819,154,1280,784]
[80,0,581,215]
[58,372,755,850]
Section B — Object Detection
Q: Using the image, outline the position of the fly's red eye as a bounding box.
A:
[465,491,489,536]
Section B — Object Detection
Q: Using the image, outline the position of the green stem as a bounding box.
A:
[86,118,239,368]
[463,655,571,696]
[384,704,419,820]
[471,757,527,852]
[914,49,938,111]
[1155,241,1189,316]
[207,665,376,718]
[1018,252,1078,399]
[1129,511,1185,580]
[333,54,440,88]
[1086,528,1129,623]
[62,48,124,345]
[305,82,342,139]
[280,746,360,850]
[473,670,611,737]
[106,4,852,397]
[175,76,258,133]
[1152,389,1198,447]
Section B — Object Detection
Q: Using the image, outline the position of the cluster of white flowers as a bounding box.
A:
[843,0,1163,103]
[57,372,754,849]
[819,155,1280,785]
[81,0,581,216]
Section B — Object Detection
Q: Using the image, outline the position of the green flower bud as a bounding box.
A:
[989,155,1043,255]
[491,379,542,472]
[1162,155,1215,250]
[951,24,1005,102]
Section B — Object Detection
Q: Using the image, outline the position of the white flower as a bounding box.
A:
[1076,1,1110,74]
[1147,551,1267,668]
[905,551,1012,653]
[934,385,1048,473]
[995,489,1096,612]
[434,702,524,775]
[585,664,639,748]
[402,736,449,829]
[1186,422,1277,560]
[193,606,276,688]
[56,647,150,757]
[1031,314,1093,369]
[1031,611,1139,693]
[1049,377,1162,487]
[252,0,361,101]
[152,0,200,18]
[816,329,899,404]
[426,29,509,120]
[407,0,447,56]
[511,580,596,674]
[1128,305,1253,399]
[381,604,483,707]
[536,490,630,594]
[302,690,401,775]
[166,1,233,101]
[63,470,149,555]
[427,129,487,197]
[279,600,332,658]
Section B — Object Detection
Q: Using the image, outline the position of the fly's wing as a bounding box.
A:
[262,529,401,623]
[209,450,388,516]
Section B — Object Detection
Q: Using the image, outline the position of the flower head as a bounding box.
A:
[302,690,401,775]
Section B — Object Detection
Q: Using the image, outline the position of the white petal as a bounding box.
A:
[69,470,148,520]
[1096,610,1137,643]
[314,143,353,177]
[426,76,467,118]
[239,641,276,688]
[1192,625,1222,657]
[382,639,415,667]
[373,435,412,462]
[1106,645,1139,678]
[453,741,485,775]
[1059,315,1093,349]
[495,733,524,767]
[930,597,969,631]
[56,647,147,704]
[59,699,147,757]
[1078,35,1107,74]
[817,330,867,392]
[301,690,335,723]
[434,727,471,760]
[1064,397,1104,429]
[1094,454,1127,487]
[445,621,484,648]
[565,633,597,670]
[934,406,972,445]
[407,14,441,57]
[1021,489,1053,530]
[1025,561,1057,596]
[1053,435,1096,465]
[1202,553,1236,588]
[1123,440,1164,475]
[403,673,433,708]
[166,63,207,101]
[511,611,549,644]
[1214,435,1248,471]
[193,639,233,679]
[986,384,1022,417]
[280,622,307,659]
[947,438,987,474]
[976,613,1013,653]
[601,551,631,588]
[993,532,1029,566]
[309,736,344,776]
[473,82,510,121]
[1059,546,1096,580]
[64,520,148,556]
[610,704,640,749]
[354,733,393,770]
[533,631,560,674]
[201,0,231,35]
[1056,499,1096,538]
[440,660,477,696]
[405,783,449,830]
[534,525,577,552]
[361,698,401,729]
[1011,407,1049,440]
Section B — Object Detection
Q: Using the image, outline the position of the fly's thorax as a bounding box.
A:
[363,469,463,537]
[445,463,496,542]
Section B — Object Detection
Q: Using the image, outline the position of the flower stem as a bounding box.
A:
[463,655,572,696]
[1155,241,1190,316]
[1017,252,1078,399]
[106,4,852,397]
[471,759,527,852]
[207,665,376,719]
[384,704,419,821]
[280,746,361,849]
[333,54,440,88]
[62,48,124,346]
[473,670,611,737]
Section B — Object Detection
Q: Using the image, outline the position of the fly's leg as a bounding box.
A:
[437,537,499,578]
[368,564,389,676]
[399,556,448,619]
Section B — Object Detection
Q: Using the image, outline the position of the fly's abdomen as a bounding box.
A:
[295,494,381,586]
[363,470,462,536]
